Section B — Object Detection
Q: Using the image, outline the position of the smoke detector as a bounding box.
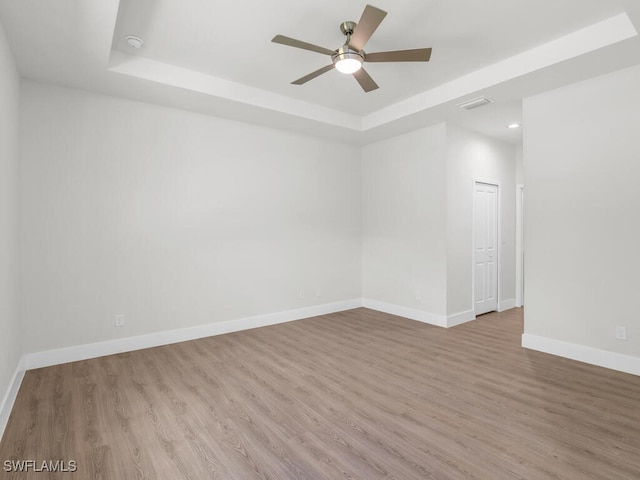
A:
[125,35,144,49]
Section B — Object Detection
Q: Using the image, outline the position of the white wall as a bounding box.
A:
[523,64,640,359]
[515,142,524,308]
[446,125,517,315]
[17,81,517,364]
[361,123,516,324]
[20,82,362,354]
[0,20,21,412]
[515,143,524,186]
[361,124,448,317]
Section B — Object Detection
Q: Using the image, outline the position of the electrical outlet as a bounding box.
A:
[316,288,322,297]
[299,289,305,299]
[615,326,627,341]
[115,314,125,327]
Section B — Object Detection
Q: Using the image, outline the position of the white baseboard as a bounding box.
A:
[0,357,25,442]
[446,310,476,328]
[362,298,447,327]
[24,299,363,370]
[498,299,517,312]
[522,333,640,377]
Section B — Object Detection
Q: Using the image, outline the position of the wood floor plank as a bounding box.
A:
[1,308,639,479]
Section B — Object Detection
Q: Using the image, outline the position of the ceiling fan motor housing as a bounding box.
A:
[332,46,365,62]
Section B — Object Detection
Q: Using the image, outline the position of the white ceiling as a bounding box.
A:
[2,0,640,145]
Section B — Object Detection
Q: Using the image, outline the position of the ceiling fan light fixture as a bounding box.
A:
[332,48,364,74]
[335,57,363,74]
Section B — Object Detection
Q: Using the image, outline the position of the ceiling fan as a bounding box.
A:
[272,4,432,93]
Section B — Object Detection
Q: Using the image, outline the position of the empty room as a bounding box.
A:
[1,0,639,478]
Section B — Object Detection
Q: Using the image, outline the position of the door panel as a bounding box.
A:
[474,183,499,315]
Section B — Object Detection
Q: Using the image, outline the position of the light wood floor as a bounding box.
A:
[1,308,639,479]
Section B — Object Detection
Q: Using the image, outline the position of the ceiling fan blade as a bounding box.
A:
[291,64,335,85]
[349,5,387,51]
[353,68,379,92]
[272,35,335,56]
[366,48,432,63]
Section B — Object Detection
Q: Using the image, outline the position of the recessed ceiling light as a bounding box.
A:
[508,123,521,129]
[125,35,144,49]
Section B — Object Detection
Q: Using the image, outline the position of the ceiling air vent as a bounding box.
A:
[457,96,494,110]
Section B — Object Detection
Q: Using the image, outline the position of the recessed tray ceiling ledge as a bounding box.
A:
[108,13,636,134]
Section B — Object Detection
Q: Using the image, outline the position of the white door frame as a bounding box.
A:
[472,179,501,314]
[515,184,524,307]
